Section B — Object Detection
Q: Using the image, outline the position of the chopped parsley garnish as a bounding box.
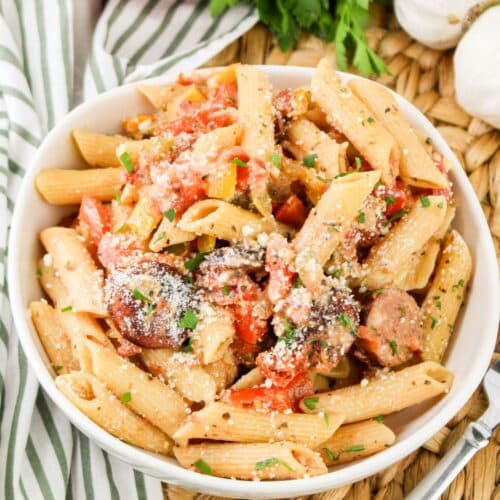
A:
[302,153,317,168]
[437,202,444,209]
[194,459,213,475]
[60,305,72,313]
[145,302,156,316]
[292,276,303,288]
[181,338,193,353]
[132,288,152,303]
[367,117,375,123]
[54,365,64,372]
[331,269,342,279]
[185,252,208,271]
[354,157,362,171]
[420,196,431,208]
[388,339,398,355]
[322,448,338,461]
[231,157,248,168]
[179,310,198,330]
[303,396,319,410]
[165,243,186,255]
[119,151,135,173]
[154,231,166,244]
[114,224,127,234]
[280,318,296,346]
[112,189,121,205]
[323,413,329,426]
[338,313,356,336]
[385,209,407,226]
[255,458,294,472]
[430,316,439,329]
[452,279,465,291]
[222,285,230,296]
[357,212,365,224]
[376,415,384,423]
[317,175,330,183]
[384,196,395,204]
[346,445,365,452]
[121,392,132,404]
[271,152,281,170]
[36,268,43,277]
[163,208,176,222]
[433,295,442,310]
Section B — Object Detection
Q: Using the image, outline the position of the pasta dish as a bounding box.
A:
[31,58,472,480]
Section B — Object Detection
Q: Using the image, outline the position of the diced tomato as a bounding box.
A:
[177,74,194,86]
[257,346,309,388]
[228,373,314,412]
[231,301,268,345]
[212,83,237,109]
[374,180,409,217]
[160,115,198,135]
[78,196,111,254]
[274,195,308,229]
[274,89,293,116]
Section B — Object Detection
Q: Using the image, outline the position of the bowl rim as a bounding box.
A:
[7,65,500,499]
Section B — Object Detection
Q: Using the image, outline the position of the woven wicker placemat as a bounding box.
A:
[164,6,500,500]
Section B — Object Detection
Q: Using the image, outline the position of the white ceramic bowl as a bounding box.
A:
[8,66,500,499]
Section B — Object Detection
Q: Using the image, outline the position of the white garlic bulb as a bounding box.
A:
[454,5,500,128]
[394,0,479,49]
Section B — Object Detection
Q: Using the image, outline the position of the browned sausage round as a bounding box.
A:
[358,288,423,367]
[105,259,198,348]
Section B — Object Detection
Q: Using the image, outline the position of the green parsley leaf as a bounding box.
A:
[165,243,186,255]
[185,252,208,272]
[303,153,317,168]
[271,151,281,170]
[122,392,132,404]
[388,339,398,355]
[420,196,431,208]
[231,157,249,168]
[54,365,64,372]
[433,295,442,310]
[292,276,303,288]
[255,458,295,472]
[357,211,365,224]
[384,196,395,204]
[179,310,198,330]
[194,459,213,475]
[119,151,135,173]
[60,305,72,313]
[330,269,342,279]
[430,316,439,329]
[367,116,375,123]
[145,302,156,316]
[346,445,365,452]
[437,202,444,209]
[114,224,127,234]
[317,175,330,183]
[181,338,193,353]
[36,268,43,277]
[112,189,122,205]
[385,209,407,226]
[154,231,166,244]
[354,156,362,171]
[323,413,329,426]
[164,208,176,222]
[132,288,152,303]
[338,313,357,336]
[280,318,296,346]
[303,396,319,410]
[322,448,338,462]
[376,415,384,424]
[222,285,230,296]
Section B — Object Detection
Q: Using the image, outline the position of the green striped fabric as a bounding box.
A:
[0,1,257,499]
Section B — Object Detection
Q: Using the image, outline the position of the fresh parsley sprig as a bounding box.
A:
[209,0,389,77]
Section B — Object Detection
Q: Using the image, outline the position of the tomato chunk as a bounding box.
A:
[374,180,409,217]
[228,373,314,411]
[274,194,308,229]
[231,302,268,345]
[78,196,110,253]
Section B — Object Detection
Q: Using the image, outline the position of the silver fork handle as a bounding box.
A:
[406,421,491,500]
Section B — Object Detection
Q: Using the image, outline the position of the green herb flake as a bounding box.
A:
[303,153,317,168]
[154,231,166,244]
[231,157,249,168]
[420,196,431,208]
[179,310,198,330]
[271,152,281,170]
[303,396,319,410]
[222,285,230,296]
[331,269,342,279]
[338,313,356,336]
[194,459,213,475]
[132,288,152,303]
[437,202,444,209]
[357,211,366,224]
[165,243,186,255]
[122,392,132,404]
[388,339,398,355]
[322,448,338,462]
[114,224,127,234]
[112,189,122,205]
[376,415,384,424]
[433,295,442,310]
[119,151,135,173]
[317,175,330,183]
[384,196,395,204]
[181,338,193,353]
[385,209,407,226]
[36,268,43,277]
[430,316,439,329]
[54,365,64,372]
[60,305,72,313]
[145,302,156,316]
[185,252,208,272]
[164,208,176,222]
[323,413,329,426]
[346,445,365,453]
[354,157,362,171]
[367,117,375,123]
[281,318,296,346]
[255,458,294,472]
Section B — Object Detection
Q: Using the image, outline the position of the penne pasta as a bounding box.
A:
[230,367,264,390]
[72,129,126,168]
[30,301,79,374]
[311,58,400,184]
[177,199,293,242]
[204,350,238,393]
[192,124,240,156]
[300,361,453,423]
[421,230,473,362]
[173,402,344,448]
[361,196,447,289]
[348,79,448,189]
[76,336,188,438]
[140,348,217,403]
[126,195,162,241]
[319,420,396,465]
[136,82,187,110]
[35,167,123,205]
[149,217,196,252]
[40,227,107,316]
[56,372,172,454]
[174,441,328,479]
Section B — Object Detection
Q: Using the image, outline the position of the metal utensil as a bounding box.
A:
[406,359,500,500]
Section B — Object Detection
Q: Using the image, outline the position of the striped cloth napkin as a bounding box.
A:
[0,2,257,498]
